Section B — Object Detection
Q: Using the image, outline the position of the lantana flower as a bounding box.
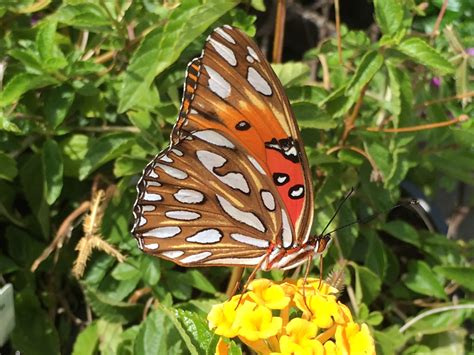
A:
[208,278,375,355]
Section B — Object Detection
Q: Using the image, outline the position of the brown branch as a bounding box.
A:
[418,91,474,108]
[431,0,449,38]
[226,267,244,298]
[31,201,91,272]
[334,0,343,65]
[129,287,152,304]
[272,0,287,63]
[365,114,468,133]
[340,84,368,143]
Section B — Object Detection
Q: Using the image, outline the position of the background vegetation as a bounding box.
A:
[0,0,473,354]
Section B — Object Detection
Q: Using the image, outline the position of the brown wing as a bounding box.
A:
[132,129,296,267]
[170,26,314,245]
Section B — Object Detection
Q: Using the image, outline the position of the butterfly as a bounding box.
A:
[132,25,331,272]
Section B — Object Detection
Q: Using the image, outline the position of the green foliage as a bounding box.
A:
[0,0,473,354]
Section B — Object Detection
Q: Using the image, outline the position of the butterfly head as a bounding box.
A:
[308,233,332,255]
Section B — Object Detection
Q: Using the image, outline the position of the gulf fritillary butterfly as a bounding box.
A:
[132,25,331,271]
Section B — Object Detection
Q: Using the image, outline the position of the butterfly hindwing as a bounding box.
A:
[133,129,298,267]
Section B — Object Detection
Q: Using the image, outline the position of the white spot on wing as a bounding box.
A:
[145,243,159,250]
[147,170,158,178]
[156,163,188,180]
[248,156,266,175]
[165,210,201,221]
[193,130,235,148]
[246,55,254,63]
[197,150,226,171]
[143,226,181,238]
[215,27,236,44]
[161,250,184,259]
[142,205,156,212]
[247,46,260,62]
[209,38,237,66]
[170,148,183,156]
[230,233,269,248]
[220,172,250,194]
[217,195,265,232]
[204,65,231,99]
[261,191,276,211]
[138,216,147,226]
[247,67,272,95]
[180,251,212,264]
[146,181,161,187]
[174,189,205,204]
[290,186,304,198]
[160,155,173,163]
[143,192,162,201]
[186,229,223,244]
[281,209,293,248]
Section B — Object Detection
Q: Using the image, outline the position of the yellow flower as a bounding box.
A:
[208,296,240,338]
[207,278,375,355]
[248,279,291,309]
[279,318,324,355]
[236,302,282,341]
[335,322,376,355]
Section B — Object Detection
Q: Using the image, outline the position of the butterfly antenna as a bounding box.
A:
[324,199,419,236]
[318,187,355,237]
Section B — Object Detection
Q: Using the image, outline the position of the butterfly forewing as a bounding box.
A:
[133,25,316,268]
[172,25,314,245]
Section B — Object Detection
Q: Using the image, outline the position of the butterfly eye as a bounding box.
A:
[235,120,251,131]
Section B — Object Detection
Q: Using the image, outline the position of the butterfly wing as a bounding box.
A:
[171,25,314,245]
[132,129,291,267]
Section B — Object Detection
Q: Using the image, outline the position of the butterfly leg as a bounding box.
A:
[302,253,314,316]
[235,252,271,309]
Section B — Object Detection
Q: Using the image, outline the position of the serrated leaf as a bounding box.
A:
[79,133,134,180]
[118,0,237,112]
[83,285,143,323]
[72,321,99,355]
[174,308,219,355]
[374,0,403,35]
[53,3,112,30]
[404,260,446,299]
[0,152,18,181]
[134,309,170,355]
[346,50,384,97]
[42,139,63,205]
[0,73,58,107]
[397,38,455,75]
[433,266,474,292]
[160,306,199,355]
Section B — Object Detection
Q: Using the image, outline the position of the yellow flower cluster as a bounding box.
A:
[208,278,375,355]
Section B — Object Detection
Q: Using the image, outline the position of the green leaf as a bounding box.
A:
[141,256,161,286]
[42,139,63,205]
[382,221,421,248]
[375,325,409,354]
[36,20,57,62]
[111,262,141,281]
[272,62,310,87]
[53,3,112,30]
[43,85,75,129]
[0,73,58,107]
[118,0,238,112]
[79,133,134,180]
[174,308,219,355]
[0,152,18,181]
[134,309,171,355]
[346,50,384,97]
[72,321,99,355]
[160,305,199,355]
[396,38,455,75]
[0,254,19,274]
[11,288,60,355]
[433,266,474,292]
[354,264,381,305]
[293,102,336,130]
[114,156,148,177]
[187,270,217,294]
[83,285,143,323]
[374,0,403,35]
[365,230,387,279]
[404,260,446,299]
